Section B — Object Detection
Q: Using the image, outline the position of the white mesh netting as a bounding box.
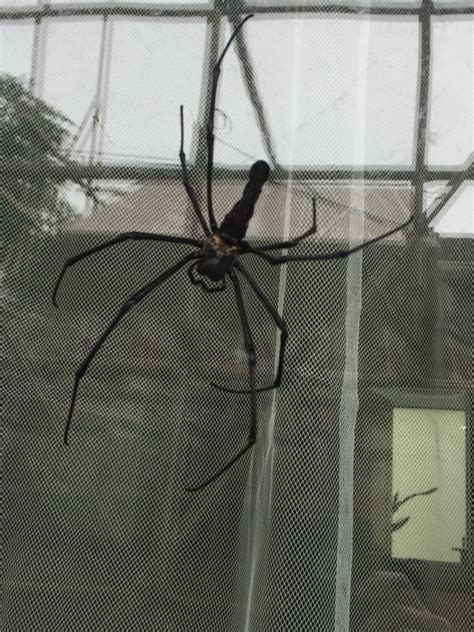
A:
[2,1,472,630]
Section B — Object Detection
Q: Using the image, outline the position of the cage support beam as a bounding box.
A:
[426,153,474,224]
[2,2,473,20]
[412,0,432,222]
[2,157,472,183]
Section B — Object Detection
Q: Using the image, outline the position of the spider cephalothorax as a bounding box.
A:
[53,15,415,492]
[190,233,238,291]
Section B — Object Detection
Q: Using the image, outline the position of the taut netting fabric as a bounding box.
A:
[2,2,472,630]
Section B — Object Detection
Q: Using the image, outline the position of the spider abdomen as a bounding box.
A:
[219,160,270,242]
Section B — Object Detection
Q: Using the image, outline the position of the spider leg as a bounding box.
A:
[179,105,211,236]
[244,198,317,252]
[186,271,257,492]
[211,262,287,394]
[241,214,415,264]
[206,14,253,232]
[52,231,201,307]
[63,251,197,445]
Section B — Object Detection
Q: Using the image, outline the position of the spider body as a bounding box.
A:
[196,233,237,283]
[53,15,415,492]
[192,159,270,289]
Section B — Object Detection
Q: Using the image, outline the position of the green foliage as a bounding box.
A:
[1,73,75,247]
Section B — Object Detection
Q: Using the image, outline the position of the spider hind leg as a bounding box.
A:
[63,252,197,444]
[212,262,288,394]
[52,231,201,307]
[186,272,257,491]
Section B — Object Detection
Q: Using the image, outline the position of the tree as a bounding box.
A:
[1,73,75,265]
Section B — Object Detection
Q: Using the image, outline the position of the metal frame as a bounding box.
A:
[1,0,473,206]
[1,2,473,20]
[1,158,472,182]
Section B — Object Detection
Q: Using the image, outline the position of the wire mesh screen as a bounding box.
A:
[2,2,472,631]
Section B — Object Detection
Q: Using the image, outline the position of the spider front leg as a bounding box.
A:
[211,262,288,394]
[244,198,317,252]
[206,15,253,232]
[186,271,257,492]
[179,105,211,236]
[242,213,415,265]
[63,251,198,444]
[52,231,201,306]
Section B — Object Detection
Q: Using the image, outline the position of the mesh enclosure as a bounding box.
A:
[2,2,472,631]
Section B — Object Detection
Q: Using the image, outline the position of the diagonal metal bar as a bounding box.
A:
[226,6,279,167]
[412,0,432,224]
[66,98,97,154]
[89,15,110,164]
[425,152,474,224]
[86,14,111,214]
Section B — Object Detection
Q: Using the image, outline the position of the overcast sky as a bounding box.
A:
[1,3,472,234]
